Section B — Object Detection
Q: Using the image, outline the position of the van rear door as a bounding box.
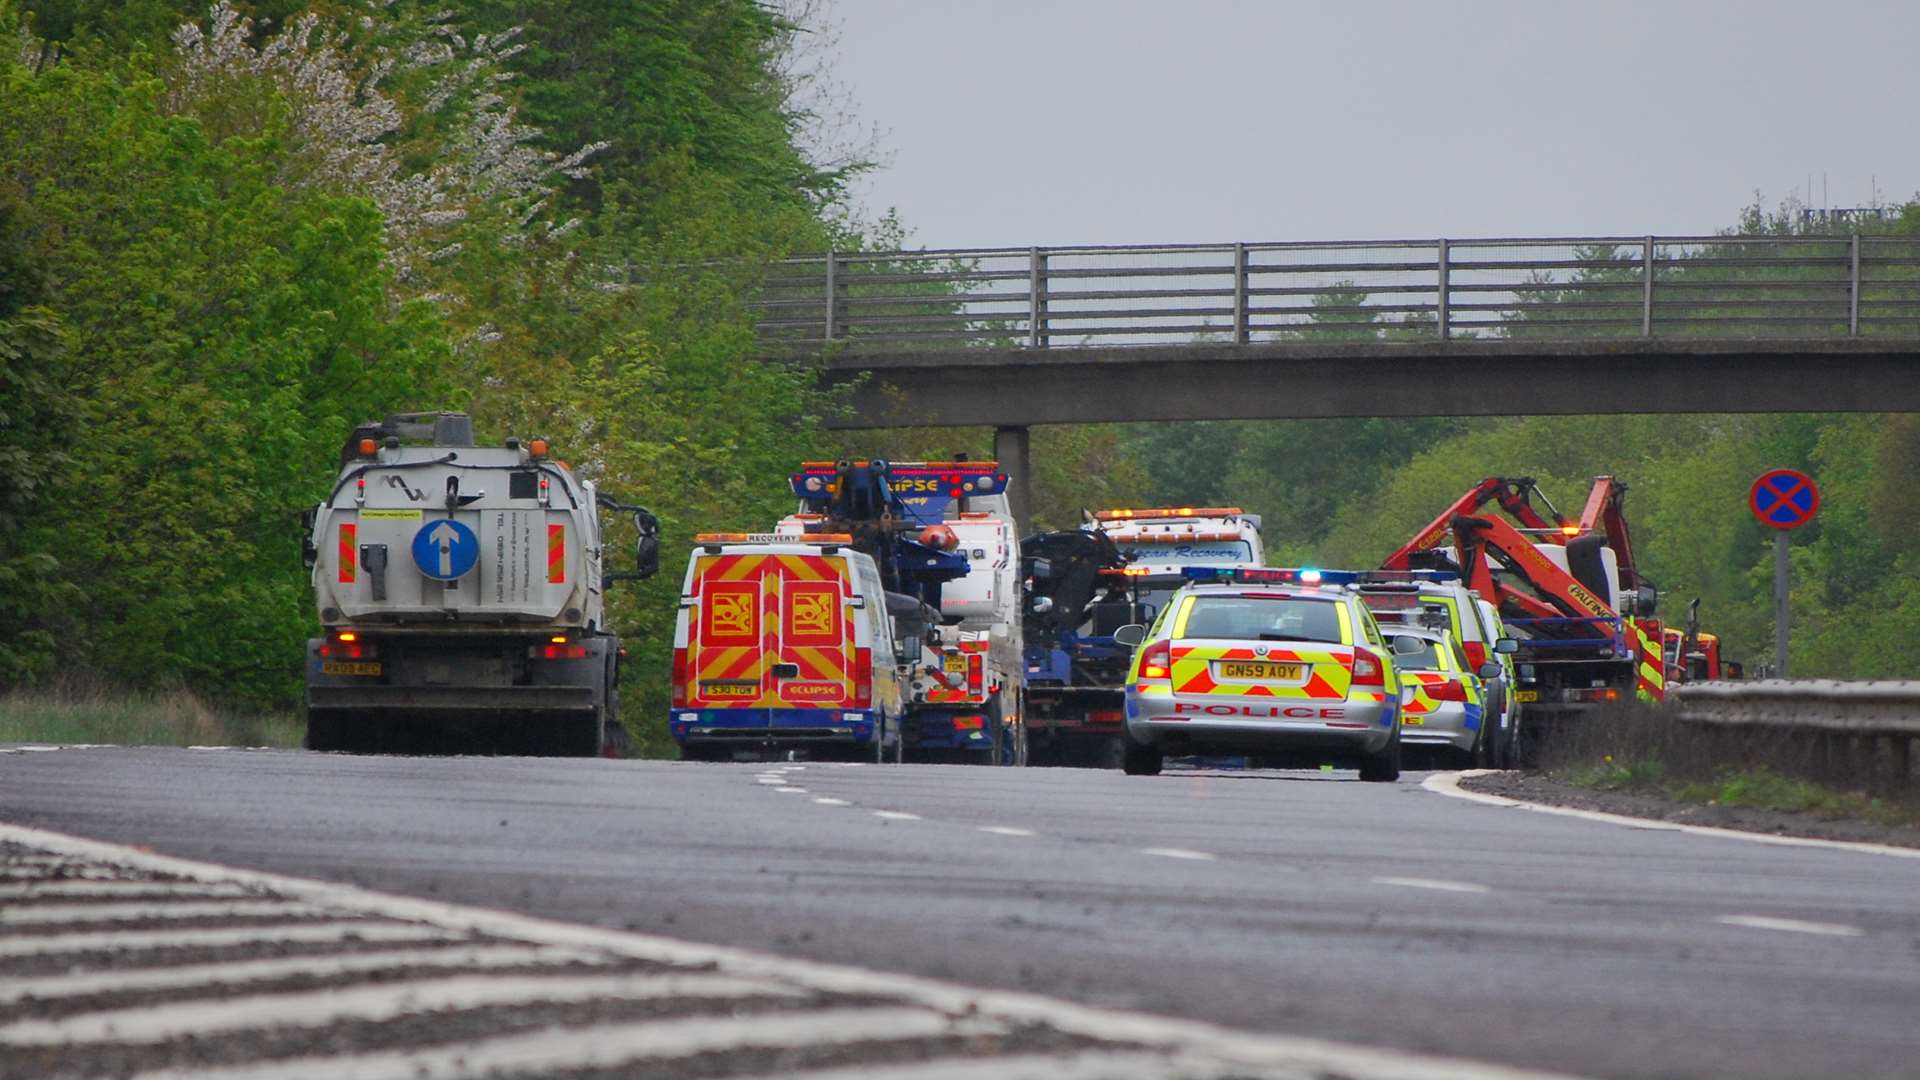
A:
[686,549,856,711]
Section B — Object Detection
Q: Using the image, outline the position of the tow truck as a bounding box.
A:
[1381,476,1667,757]
[783,460,1026,763]
[1022,507,1265,768]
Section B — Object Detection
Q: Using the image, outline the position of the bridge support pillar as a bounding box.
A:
[994,425,1032,530]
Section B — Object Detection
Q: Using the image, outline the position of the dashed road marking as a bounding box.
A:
[0,972,802,1047]
[776,786,809,793]
[1371,877,1493,894]
[873,811,922,821]
[812,797,851,806]
[1714,914,1864,937]
[0,943,600,1005]
[978,826,1035,837]
[0,920,457,959]
[1139,848,1217,862]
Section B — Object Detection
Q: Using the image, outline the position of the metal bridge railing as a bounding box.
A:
[750,235,1920,350]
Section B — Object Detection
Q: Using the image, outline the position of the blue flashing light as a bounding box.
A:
[1359,569,1461,584]
[1179,566,1363,586]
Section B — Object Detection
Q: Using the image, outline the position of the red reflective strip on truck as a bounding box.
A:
[338,523,357,583]
[547,524,565,583]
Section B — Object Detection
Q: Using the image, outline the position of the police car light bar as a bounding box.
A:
[1095,507,1243,521]
[1180,566,1361,586]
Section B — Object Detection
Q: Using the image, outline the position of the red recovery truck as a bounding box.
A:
[1383,477,1667,754]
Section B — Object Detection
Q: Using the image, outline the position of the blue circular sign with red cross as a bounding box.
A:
[1749,469,1820,530]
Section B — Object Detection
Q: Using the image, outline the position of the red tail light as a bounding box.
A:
[1137,639,1172,682]
[953,714,986,731]
[318,630,377,660]
[670,648,688,706]
[966,654,983,692]
[1462,641,1488,669]
[1428,678,1468,701]
[854,647,873,707]
[539,644,589,660]
[1351,647,1387,687]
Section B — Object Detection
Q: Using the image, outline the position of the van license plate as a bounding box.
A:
[1215,661,1302,680]
[321,662,382,677]
[700,681,758,698]
[1514,690,1539,703]
[943,655,968,673]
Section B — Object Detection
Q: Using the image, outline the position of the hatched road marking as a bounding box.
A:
[0,819,1591,1080]
[0,898,322,926]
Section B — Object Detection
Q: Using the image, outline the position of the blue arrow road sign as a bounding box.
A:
[412,519,479,580]
[1748,469,1820,530]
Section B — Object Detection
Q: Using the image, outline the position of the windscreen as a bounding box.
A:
[1181,596,1343,644]
[1389,636,1442,669]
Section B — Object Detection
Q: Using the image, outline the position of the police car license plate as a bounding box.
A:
[321,661,381,677]
[1215,661,1302,681]
[943,655,968,674]
[1514,689,1540,703]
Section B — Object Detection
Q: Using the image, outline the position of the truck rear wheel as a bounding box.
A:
[305,710,355,753]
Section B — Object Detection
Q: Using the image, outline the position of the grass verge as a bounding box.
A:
[0,687,303,749]
[1540,702,1919,829]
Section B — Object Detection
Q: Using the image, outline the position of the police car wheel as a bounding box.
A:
[1358,728,1402,783]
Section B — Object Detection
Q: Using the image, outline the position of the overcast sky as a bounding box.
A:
[827,1,1918,249]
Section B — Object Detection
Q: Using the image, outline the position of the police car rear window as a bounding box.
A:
[1181,596,1342,644]
[1390,636,1442,669]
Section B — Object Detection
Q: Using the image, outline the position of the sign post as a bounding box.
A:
[1748,468,1820,677]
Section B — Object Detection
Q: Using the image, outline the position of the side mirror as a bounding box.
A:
[1634,585,1658,616]
[1111,623,1147,648]
[1030,595,1055,615]
[1494,637,1519,654]
[1477,662,1503,680]
[848,596,867,610]
[300,505,321,570]
[1390,635,1425,657]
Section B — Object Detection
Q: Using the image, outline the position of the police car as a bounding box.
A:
[1117,568,1403,781]
[1386,625,1502,768]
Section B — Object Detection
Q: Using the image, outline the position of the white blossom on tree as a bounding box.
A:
[167,2,606,287]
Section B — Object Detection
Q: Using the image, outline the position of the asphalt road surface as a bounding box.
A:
[3,746,1918,1079]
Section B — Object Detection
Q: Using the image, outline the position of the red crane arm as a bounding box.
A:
[1381,477,1565,571]
[1450,513,1621,625]
[1577,476,1639,591]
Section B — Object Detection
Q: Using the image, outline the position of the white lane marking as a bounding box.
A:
[727,1050,1203,1080]
[775,786,808,794]
[186,745,236,751]
[0,879,250,900]
[16,745,63,752]
[0,944,601,1005]
[812,797,851,806]
[1371,876,1493,894]
[0,866,121,880]
[978,826,1035,837]
[1714,914,1865,937]
[755,777,787,784]
[0,821,1589,1080]
[0,920,456,959]
[1140,847,1217,861]
[1424,771,1920,861]
[873,811,922,821]
[0,899,321,926]
[131,1007,967,1080]
[0,972,799,1047]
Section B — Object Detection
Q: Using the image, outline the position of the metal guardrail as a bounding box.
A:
[751,235,1920,350]
[1668,680,1919,795]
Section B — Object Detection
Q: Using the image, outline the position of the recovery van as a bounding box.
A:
[669,533,908,761]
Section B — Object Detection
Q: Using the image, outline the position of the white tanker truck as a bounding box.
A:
[301,412,658,755]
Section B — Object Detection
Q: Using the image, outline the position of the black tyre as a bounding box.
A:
[1358,727,1402,782]
[1120,729,1163,776]
[681,743,731,762]
[556,711,603,758]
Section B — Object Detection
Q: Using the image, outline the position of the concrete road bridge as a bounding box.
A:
[750,234,1920,519]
